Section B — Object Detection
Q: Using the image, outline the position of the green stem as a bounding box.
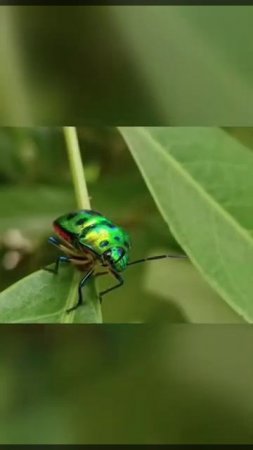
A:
[63,127,90,209]
[62,127,102,323]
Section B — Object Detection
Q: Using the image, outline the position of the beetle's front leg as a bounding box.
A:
[44,236,71,274]
[98,271,124,303]
[44,255,70,275]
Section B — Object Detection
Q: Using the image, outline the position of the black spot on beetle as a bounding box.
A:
[98,219,114,228]
[107,222,116,229]
[81,224,98,235]
[76,217,87,226]
[67,212,77,220]
[100,240,109,248]
[114,236,121,242]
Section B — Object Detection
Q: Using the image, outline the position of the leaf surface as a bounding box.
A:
[0,265,102,323]
[119,127,253,322]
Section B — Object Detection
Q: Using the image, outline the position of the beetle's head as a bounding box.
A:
[102,247,129,272]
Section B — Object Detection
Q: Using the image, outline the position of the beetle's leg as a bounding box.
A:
[98,270,124,304]
[48,235,73,253]
[45,236,75,273]
[95,271,108,277]
[67,268,94,313]
[48,236,61,248]
[44,255,70,275]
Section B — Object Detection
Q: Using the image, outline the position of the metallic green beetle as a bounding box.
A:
[46,209,186,313]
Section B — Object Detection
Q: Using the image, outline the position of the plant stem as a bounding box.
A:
[62,127,102,323]
[63,127,90,209]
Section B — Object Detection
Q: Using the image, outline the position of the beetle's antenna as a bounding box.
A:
[127,253,187,267]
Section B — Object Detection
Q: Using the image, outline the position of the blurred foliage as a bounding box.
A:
[0,325,253,443]
[1,7,253,124]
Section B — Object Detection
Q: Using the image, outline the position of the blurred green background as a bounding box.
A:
[1,6,253,125]
[1,126,253,324]
[0,324,253,444]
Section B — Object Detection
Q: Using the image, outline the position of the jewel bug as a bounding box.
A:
[45,209,186,313]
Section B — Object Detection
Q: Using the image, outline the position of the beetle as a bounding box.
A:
[45,209,186,313]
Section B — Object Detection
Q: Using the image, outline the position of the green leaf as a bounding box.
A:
[119,127,253,322]
[0,265,102,323]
